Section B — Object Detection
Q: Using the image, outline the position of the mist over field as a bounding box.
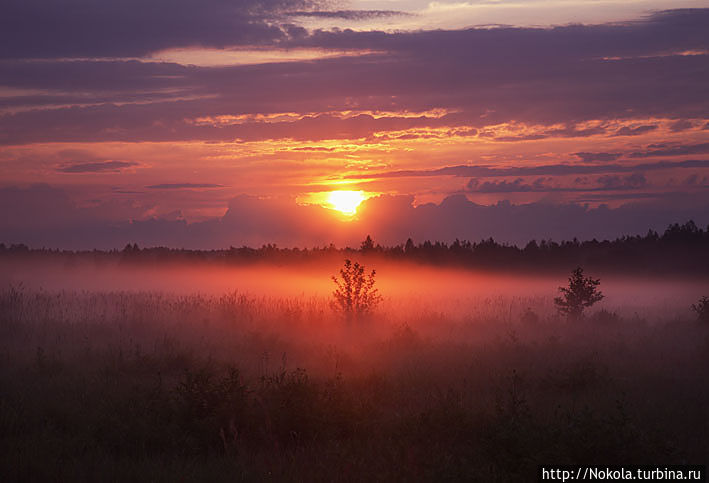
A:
[2,251,708,480]
[2,256,706,319]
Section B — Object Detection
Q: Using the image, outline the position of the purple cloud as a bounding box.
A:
[596,173,647,190]
[57,161,139,173]
[629,142,709,158]
[669,119,695,132]
[348,159,709,180]
[0,0,322,59]
[464,173,648,193]
[1,10,708,145]
[287,10,410,20]
[614,125,658,137]
[574,152,622,163]
[146,183,225,189]
[2,185,709,249]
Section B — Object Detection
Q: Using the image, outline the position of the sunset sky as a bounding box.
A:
[1,0,708,248]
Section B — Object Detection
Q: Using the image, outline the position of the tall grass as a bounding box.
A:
[1,285,707,481]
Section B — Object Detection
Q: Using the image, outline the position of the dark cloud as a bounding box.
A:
[146,183,225,189]
[295,9,709,59]
[614,125,658,136]
[0,105,471,145]
[57,161,139,173]
[669,119,695,132]
[0,184,151,235]
[596,173,647,190]
[574,152,621,163]
[682,173,709,186]
[350,159,709,180]
[572,191,679,203]
[0,0,321,59]
[287,10,409,20]
[0,184,75,231]
[1,10,708,144]
[464,173,647,193]
[2,185,709,249]
[491,125,607,142]
[4,4,708,62]
[628,142,709,158]
[491,134,548,142]
[288,146,337,152]
[467,177,550,193]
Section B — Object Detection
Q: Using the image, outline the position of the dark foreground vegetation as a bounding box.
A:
[2,220,709,276]
[1,286,707,481]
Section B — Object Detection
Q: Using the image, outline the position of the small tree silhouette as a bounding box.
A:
[331,259,382,321]
[691,296,709,323]
[554,267,604,320]
[360,235,375,252]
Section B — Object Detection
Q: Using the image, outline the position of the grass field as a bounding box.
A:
[1,268,708,481]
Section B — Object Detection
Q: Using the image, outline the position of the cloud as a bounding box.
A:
[0,184,151,234]
[57,161,139,173]
[288,146,337,152]
[350,159,709,180]
[628,142,709,158]
[0,0,323,59]
[572,191,682,203]
[669,119,695,132]
[614,125,658,137]
[146,183,225,189]
[287,10,410,20]
[1,9,708,145]
[464,173,647,193]
[4,4,708,63]
[295,9,709,59]
[682,173,709,186]
[492,125,607,142]
[574,152,621,163]
[3,185,709,249]
[596,173,647,190]
[467,177,551,193]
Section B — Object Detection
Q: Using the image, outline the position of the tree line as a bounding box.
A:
[2,220,709,275]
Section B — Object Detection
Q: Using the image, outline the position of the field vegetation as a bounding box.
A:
[1,266,708,481]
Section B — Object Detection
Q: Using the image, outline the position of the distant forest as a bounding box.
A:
[2,221,709,276]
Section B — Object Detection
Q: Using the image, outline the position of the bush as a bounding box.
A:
[331,259,382,321]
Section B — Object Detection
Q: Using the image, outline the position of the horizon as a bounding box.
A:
[2,218,707,252]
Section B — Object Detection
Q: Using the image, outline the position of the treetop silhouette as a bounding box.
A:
[554,267,604,320]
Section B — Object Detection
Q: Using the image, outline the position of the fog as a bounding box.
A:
[2,257,707,321]
[2,256,708,479]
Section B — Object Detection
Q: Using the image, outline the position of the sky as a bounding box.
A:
[1,0,708,249]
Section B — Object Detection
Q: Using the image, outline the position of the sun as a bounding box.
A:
[327,190,366,215]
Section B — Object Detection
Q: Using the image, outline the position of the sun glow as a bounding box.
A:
[327,190,366,215]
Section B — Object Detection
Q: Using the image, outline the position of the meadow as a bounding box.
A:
[0,259,708,481]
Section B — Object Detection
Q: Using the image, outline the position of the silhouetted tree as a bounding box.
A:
[331,259,382,322]
[360,235,375,252]
[554,267,604,320]
[691,296,709,323]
